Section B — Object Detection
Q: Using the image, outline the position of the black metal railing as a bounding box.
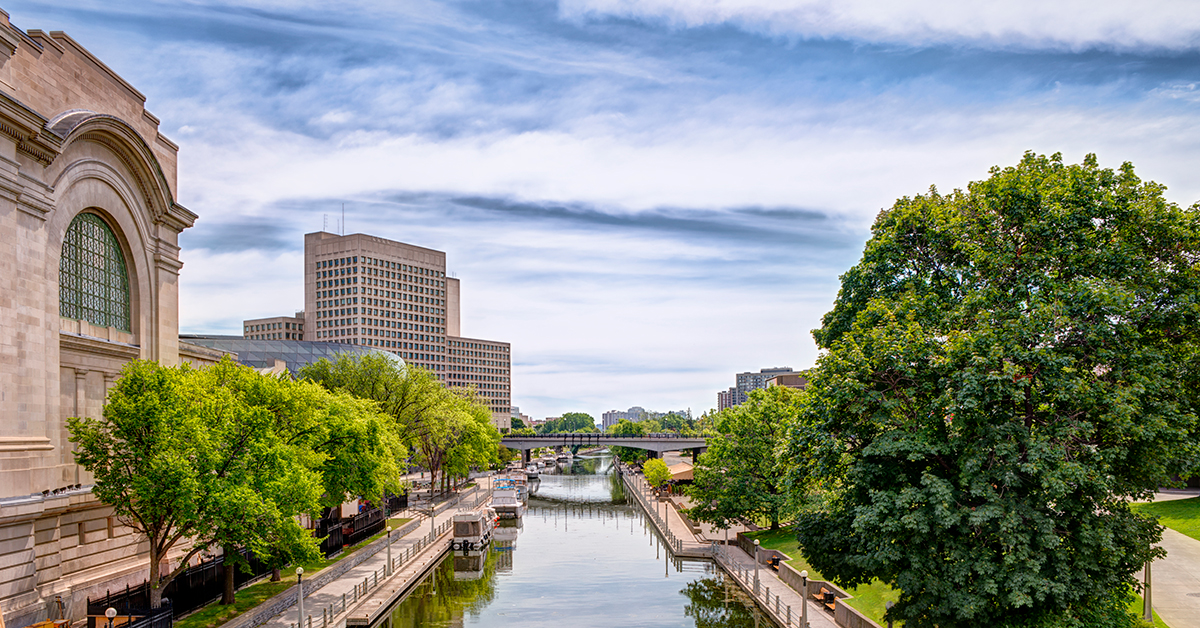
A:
[316,515,344,558]
[342,506,385,547]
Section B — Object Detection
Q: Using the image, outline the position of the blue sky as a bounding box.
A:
[15,0,1200,419]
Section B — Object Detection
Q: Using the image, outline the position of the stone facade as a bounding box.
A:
[0,12,203,628]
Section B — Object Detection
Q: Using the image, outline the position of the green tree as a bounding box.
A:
[687,386,799,530]
[644,458,672,488]
[607,419,648,463]
[511,417,526,430]
[68,359,325,608]
[790,153,1200,628]
[536,412,596,433]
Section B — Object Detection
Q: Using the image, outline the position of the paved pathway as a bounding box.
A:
[1148,490,1200,628]
[263,482,490,628]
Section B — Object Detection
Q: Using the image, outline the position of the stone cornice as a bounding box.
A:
[59,331,141,361]
[0,91,61,165]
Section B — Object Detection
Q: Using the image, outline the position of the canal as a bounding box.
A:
[384,453,777,627]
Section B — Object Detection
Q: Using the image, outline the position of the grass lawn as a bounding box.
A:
[1128,592,1171,628]
[744,530,899,625]
[1131,497,1200,543]
[174,517,414,628]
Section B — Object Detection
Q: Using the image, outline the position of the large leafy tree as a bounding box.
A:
[536,412,596,433]
[790,153,1200,627]
[69,359,326,608]
[687,386,799,530]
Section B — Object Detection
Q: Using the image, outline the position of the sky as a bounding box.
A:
[13,0,1200,420]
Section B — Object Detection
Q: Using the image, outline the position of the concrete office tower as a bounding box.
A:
[448,336,512,430]
[243,313,304,340]
[302,232,511,429]
[304,232,453,376]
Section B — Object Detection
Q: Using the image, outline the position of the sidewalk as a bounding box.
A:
[1149,490,1200,628]
[262,481,490,628]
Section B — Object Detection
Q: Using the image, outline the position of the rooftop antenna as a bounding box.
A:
[341,203,345,236]
[323,214,328,232]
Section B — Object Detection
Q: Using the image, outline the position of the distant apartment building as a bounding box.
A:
[601,406,666,430]
[717,367,797,410]
[244,313,305,340]
[301,231,511,430]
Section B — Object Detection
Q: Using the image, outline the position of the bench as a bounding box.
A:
[810,587,837,613]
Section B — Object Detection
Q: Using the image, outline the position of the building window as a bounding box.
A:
[59,212,131,332]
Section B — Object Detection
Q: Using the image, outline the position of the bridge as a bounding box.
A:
[500,433,708,463]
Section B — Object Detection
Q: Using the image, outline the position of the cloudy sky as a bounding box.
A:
[15,0,1200,419]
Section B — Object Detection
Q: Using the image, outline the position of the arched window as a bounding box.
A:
[59,212,131,332]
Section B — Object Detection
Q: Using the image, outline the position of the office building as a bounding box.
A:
[243,313,304,340]
[302,231,511,429]
[601,406,665,430]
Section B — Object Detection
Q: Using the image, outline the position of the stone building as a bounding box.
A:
[0,14,214,628]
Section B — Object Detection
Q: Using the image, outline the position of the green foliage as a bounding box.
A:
[509,427,536,436]
[790,153,1200,628]
[300,354,498,494]
[511,417,526,430]
[688,386,800,530]
[643,458,672,488]
[536,412,596,433]
[69,358,332,607]
[606,419,648,463]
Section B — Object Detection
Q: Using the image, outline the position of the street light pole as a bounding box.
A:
[105,607,116,628]
[885,600,895,628]
[1144,560,1153,622]
[386,525,393,576]
[753,539,760,595]
[295,567,305,628]
[800,570,808,628]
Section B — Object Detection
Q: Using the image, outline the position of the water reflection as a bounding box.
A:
[383,453,775,628]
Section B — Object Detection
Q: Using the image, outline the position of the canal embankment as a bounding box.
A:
[616,462,855,628]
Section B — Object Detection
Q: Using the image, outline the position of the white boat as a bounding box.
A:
[491,474,528,519]
[524,464,539,479]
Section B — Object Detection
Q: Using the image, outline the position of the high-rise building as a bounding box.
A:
[302,231,511,429]
[717,367,796,410]
[243,312,304,340]
[601,406,665,430]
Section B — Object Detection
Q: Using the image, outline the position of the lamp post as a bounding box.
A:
[753,539,760,595]
[105,607,116,628]
[885,600,895,628]
[800,570,808,628]
[1144,560,1153,623]
[296,567,305,628]
[386,525,393,576]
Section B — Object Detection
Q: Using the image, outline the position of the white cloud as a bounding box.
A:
[559,0,1200,51]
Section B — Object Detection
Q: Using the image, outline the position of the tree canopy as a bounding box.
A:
[69,358,392,607]
[789,153,1200,628]
[687,386,799,530]
[643,458,672,488]
[536,412,596,433]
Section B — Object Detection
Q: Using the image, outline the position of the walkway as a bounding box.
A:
[618,464,834,628]
[261,482,491,628]
[1149,490,1200,628]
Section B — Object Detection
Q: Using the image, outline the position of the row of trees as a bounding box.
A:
[686,153,1200,628]
[70,354,499,608]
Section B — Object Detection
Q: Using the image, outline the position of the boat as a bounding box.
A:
[556,452,572,463]
[524,464,539,479]
[450,508,496,555]
[491,474,528,519]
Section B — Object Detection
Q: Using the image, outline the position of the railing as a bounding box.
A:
[615,463,689,555]
[342,508,385,548]
[712,542,812,628]
[88,548,272,622]
[291,519,454,628]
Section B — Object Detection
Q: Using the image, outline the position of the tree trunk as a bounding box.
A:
[222,545,237,605]
[148,545,164,608]
[271,568,281,582]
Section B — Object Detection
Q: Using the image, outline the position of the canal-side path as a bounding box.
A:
[254,481,492,628]
[617,464,836,628]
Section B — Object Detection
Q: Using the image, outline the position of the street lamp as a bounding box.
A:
[386,525,393,576]
[296,567,305,628]
[105,607,116,628]
[885,600,895,628]
[753,539,760,595]
[800,570,808,628]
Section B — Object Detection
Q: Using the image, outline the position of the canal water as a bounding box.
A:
[384,453,776,627]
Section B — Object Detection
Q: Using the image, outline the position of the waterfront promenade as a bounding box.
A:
[617,464,837,628]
